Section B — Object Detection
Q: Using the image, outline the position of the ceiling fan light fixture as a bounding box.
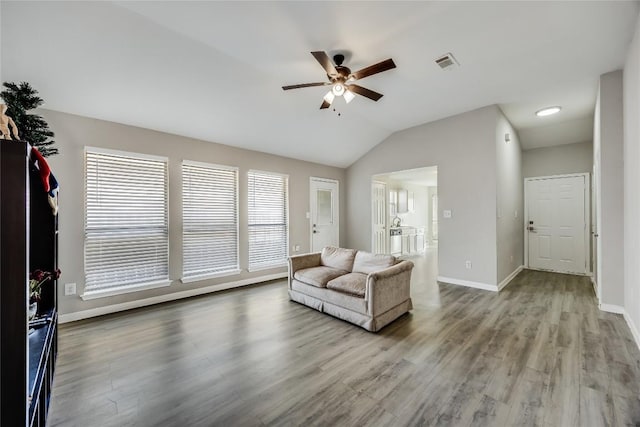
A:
[343,90,355,104]
[535,106,561,117]
[332,83,345,96]
[323,91,335,104]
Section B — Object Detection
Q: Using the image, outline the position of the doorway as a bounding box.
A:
[525,174,590,275]
[310,177,339,252]
[371,166,437,256]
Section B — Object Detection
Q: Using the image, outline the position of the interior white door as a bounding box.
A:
[527,175,587,274]
[310,178,339,252]
[372,181,387,254]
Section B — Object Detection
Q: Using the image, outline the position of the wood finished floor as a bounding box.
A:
[49,249,640,426]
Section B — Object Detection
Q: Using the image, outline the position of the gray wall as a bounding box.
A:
[43,109,346,316]
[346,106,499,286]
[496,111,524,284]
[624,15,640,339]
[596,71,625,308]
[522,141,593,178]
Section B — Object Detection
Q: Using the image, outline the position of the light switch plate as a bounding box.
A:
[443,210,452,218]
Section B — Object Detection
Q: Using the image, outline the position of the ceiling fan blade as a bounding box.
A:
[320,99,331,109]
[311,51,338,77]
[282,82,330,90]
[348,84,384,101]
[350,58,396,81]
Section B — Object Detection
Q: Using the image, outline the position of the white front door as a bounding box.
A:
[310,178,339,252]
[526,175,587,274]
[372,181,387,253]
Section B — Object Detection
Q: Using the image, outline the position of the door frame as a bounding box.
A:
[371,180,388,253]
[310,177,340,252]
[523,173,591,274]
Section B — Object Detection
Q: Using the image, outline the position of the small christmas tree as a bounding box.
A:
[1,82,58,157]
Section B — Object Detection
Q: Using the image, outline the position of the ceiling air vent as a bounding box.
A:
[435,53,459,70]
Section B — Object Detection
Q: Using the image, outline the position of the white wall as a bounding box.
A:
[496,111,523,284]
[522,141,593,178]
[624,15,640,344]
[346,106,499,286]
[42,109,345,316]
[596,70,625,308]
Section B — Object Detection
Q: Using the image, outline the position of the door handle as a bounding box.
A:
[527,226,536,233]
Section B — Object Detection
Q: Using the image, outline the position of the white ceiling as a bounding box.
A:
[2,1,638,166]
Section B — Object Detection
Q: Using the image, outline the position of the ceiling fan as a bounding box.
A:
[282,51,396,109]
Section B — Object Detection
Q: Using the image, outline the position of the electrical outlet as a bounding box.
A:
[465,260,472,269]
[443,210,452,219]
[64,283,76,296]
[292,244,301,252]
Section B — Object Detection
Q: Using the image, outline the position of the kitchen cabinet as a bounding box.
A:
[402,234,411,254]
[389,190,398,217]
[398,189,408,213]
[399,227,425,256]
[416,232,425,253]
[390,228,402,255]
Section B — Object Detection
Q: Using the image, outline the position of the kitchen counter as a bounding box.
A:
[389,226,425,255]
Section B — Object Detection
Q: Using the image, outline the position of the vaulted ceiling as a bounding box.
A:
[2,1,638,167]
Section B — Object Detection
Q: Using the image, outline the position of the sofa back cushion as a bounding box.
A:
[321,246,357,272]
[352,251,396,274]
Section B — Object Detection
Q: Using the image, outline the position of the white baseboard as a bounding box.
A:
[59,272,288,323]
[437,276,498,292]
[599,303,625,314]
[498,266,524,291]
[591,276,599,299]
[623,310,640,353]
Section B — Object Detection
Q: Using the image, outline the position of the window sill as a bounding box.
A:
[81,279,172,300]
[180,269,242,284]
[247,263,287,273]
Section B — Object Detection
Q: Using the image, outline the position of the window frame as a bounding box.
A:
[181,159,241,283]
[247,169,290,272]
[81,146,170,300]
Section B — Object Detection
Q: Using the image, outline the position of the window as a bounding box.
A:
[84,148,169,297]
[247,170,289,270]
[182,161,239,280]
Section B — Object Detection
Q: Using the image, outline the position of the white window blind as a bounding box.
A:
[182,161,239,280]
[84,148,169,294]
[248,170,289,270]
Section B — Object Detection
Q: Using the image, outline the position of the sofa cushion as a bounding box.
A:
[352,251,396,274]
[294,266,347,288]
[291,280,367,314]
[321,246,357,272]
[327,272,368,297]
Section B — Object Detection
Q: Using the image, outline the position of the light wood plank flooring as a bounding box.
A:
[49,250,640,426]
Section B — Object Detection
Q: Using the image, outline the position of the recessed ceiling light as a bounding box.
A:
[535,106,561,117]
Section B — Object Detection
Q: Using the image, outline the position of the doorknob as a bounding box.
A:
[527,226,536,232]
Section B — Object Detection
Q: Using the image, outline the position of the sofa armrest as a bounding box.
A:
[366,260,414,315]
[288,252,321,288]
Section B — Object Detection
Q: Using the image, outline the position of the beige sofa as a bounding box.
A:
[288,246,414,332]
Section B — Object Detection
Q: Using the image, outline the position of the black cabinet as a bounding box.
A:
[1,141,58,427]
